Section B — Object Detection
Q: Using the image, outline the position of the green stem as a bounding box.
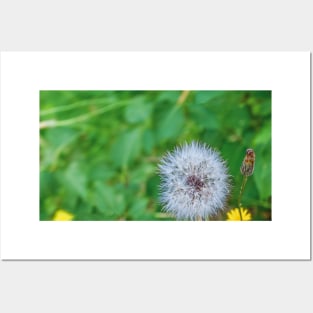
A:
[238,175,248,221]
[40,100,129,129]
[40,97,113,116]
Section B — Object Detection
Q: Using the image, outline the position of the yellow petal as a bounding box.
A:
[53,209,74,221]
[226,208,251,221]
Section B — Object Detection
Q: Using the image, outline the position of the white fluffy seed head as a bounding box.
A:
[158,141,230,220]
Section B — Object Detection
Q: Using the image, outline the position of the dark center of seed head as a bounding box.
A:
[186,175,205,192]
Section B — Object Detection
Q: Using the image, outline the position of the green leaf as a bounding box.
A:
[194,91,225,104]
[43,127,79,149]
[157,91,181,103]
[91,181,126,218]
[143,129,155,154]
[220,104,250,134]
[88,163,116,181]
[110,128,143,168]
[253,160,271,200]
[146,175,160,199]
[128,198,149,220]
[189,104,219,130]
[251,100,271,117]
[253,121,271,146]
[124,97,153,124]
[92,182,114,213]
[40,171,56,198]
[42,197,58,218]
[62,162,87,199]
[60,190,78,212]
[130,163,156,184]
[221,143,244,176]
[156,106,185,143]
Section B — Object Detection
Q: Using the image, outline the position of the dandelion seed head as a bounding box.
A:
[158,141,230,220]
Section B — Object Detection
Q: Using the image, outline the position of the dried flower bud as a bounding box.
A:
[240,148,255,176]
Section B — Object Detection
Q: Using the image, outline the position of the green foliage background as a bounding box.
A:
[40,90,271,221]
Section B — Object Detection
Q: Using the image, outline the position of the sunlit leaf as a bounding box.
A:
[91,181,126,218]
[253,121,271,146]
[194,91,225,103]
[62,162,87,199]
[128,198,149,220]
[124,97,153,123]
[156,106,184,143]
[110,128,143,168]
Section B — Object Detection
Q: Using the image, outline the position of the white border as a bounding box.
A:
[0,52,310,260]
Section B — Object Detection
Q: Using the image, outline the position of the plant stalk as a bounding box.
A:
[238,175,248,221]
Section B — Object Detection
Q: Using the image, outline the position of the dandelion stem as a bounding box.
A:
[238,175,248,221]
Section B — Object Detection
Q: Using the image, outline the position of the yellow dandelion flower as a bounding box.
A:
[226,208,251,221]
[53,209,74,221]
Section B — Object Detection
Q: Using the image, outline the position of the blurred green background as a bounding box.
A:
[40,90,271,221]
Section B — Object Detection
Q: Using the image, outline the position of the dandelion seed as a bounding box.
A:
[158,141,230,220]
